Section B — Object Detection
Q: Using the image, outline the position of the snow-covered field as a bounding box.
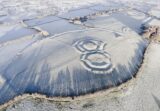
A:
[0,0,159,23]
[0,0,160,111]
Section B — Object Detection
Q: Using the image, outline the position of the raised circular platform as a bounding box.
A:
[0,27,147,105]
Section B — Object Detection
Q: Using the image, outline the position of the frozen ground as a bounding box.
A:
[0,0,160,111]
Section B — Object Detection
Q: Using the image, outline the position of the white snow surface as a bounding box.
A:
[0,0,159,23]
[0,0,160,110]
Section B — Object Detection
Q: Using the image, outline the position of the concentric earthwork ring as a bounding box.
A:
[81,51,113,74]
[74,39,106,52]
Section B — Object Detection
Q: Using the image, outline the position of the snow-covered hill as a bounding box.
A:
[0,0,160,110]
